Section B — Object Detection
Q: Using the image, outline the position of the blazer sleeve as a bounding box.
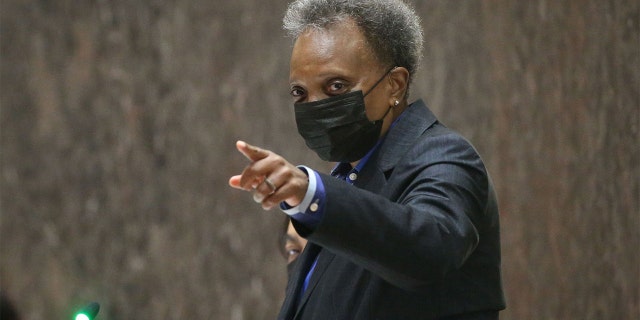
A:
[291,130,491,290]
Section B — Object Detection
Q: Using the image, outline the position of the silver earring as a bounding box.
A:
[394,100,400,107]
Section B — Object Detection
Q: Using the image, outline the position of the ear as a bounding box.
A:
[387,67,410,105]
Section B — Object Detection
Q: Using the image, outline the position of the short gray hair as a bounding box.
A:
[283,0,423,79]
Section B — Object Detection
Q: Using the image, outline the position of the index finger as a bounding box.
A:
[236,140,270,162]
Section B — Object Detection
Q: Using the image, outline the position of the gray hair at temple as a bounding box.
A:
[283,0,424,82]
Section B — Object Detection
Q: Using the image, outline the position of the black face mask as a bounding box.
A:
[294,69,393,162]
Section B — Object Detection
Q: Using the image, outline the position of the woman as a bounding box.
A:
[230,0,505,318]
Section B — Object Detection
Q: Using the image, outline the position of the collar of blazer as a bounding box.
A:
[372,99,438,173]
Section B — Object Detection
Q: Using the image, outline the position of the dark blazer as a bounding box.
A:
[278,100,506,320]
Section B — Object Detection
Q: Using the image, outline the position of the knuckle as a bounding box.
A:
[272,154,285,166]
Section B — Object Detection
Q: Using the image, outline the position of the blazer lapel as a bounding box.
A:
[376,99,438,173]
[279,243,322,319]
[294,249,336,318]
[358,99,438,190]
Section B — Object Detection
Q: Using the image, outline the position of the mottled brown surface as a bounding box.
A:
[1,1,638,319]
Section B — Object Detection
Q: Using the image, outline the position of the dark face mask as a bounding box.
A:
[294,69,393,162]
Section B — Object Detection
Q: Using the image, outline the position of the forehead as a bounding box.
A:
[289,20,379,81]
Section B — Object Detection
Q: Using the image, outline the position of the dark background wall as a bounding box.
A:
[1,0,637,319]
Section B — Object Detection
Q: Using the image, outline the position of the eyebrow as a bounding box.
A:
[290,70,354,86]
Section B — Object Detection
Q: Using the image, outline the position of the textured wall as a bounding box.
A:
[1,0,638,319]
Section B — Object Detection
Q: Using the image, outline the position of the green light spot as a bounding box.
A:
[75,314,90,320]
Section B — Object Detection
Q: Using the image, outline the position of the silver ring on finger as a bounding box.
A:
[263,177,277,195]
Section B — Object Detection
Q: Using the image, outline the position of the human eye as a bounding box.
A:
[326,79,349,95]
[290,86,306,102]
[285,245,301,263]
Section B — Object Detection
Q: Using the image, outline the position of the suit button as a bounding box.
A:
[349,173,358,181]
[310,203,319,212]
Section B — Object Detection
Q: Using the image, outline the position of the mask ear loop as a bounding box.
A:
[363,66,398,98]
[363,66,398,122]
